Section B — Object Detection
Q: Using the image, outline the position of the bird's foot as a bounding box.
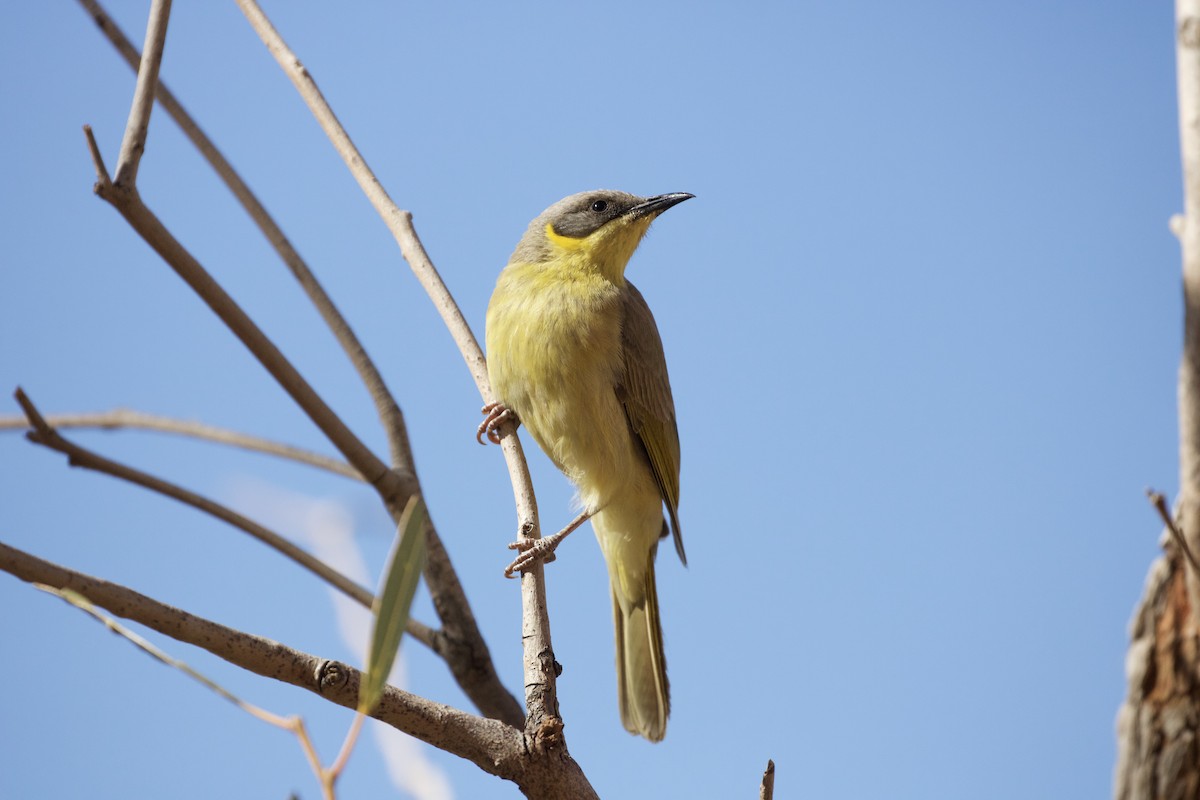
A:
[477,401,518,445]
[503,510,591,578]
[503,535,560,578]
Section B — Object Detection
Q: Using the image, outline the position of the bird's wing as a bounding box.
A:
[617,282,686,565]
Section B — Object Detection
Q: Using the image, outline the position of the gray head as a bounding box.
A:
[509,190,694,273]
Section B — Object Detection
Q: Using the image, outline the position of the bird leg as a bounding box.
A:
[476,401,518,445]
[504,510,591,578]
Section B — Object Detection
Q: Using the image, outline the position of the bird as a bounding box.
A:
[479,189,691,742]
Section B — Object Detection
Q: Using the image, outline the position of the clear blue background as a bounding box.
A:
[0,2,1178,798]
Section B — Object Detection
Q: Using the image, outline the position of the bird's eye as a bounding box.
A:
[590,200,609,213]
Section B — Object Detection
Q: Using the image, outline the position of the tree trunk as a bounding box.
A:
[1115,549,1200,799]
[1114,4,1200,798]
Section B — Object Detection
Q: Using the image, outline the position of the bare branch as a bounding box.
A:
[112,0,171,187]
[76,0,414,471]
[0,541,525,779]
[233,0,556,739]
[0,408,360,480]
[12,388,399,617]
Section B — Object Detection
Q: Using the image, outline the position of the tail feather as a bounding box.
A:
[612,553,669,741]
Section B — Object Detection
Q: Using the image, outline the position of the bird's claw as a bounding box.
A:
[477,401,517,445]
[503,536,559,578]
[501,511,589,578]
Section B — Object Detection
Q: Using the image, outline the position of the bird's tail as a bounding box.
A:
[611,548,669,742]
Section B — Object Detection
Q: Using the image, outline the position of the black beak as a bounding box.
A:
[626,192,695,219]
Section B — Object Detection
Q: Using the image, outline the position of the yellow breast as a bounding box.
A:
[486,261,639,510]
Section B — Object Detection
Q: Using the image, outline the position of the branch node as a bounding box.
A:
[316,659,351,694]
[529,716,564,754]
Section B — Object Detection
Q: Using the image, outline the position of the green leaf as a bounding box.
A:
[359,494,427,715]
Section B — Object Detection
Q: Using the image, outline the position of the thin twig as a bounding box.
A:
[36,584,343,798]
[326,711,366,789]
[76,0,414,472]
[83,124,109,184]
[233,0,553,738]
[0,409,360,480]
[1147,489,1200,576]
[10,388,448,649]
[112,0,171,187]
[290,718,332,800]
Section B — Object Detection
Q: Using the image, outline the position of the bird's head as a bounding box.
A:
[510,190,693,282]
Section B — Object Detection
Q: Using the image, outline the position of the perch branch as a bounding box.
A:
[76,0,414,471]
[234,0,557,738]
[0,409,360,480]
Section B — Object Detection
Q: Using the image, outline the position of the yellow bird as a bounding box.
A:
[479,189,692,742]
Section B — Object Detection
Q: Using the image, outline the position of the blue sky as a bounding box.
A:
[0,2,1179,798]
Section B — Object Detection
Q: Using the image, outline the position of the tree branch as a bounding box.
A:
[76,0,414,472]
[233,0,558,740]
[0,541,513,776]
[0,408,360,480]
[0,541,598,798]
[9,389,423,634]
